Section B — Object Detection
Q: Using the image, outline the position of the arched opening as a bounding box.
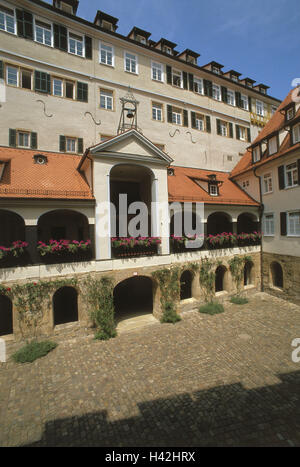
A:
[170,209,203,252]
[180,270,193,300]
[215,265,227,293]
[113,276,153,321]
[270,262,284,289]
[0,210,25,246]
[38,210,89,243]
[110,164,154,238]
[0,294,13,336]
[53,287,78,326]
[207,212,233,236]
[237,213,259,234]
[244,261,254,286]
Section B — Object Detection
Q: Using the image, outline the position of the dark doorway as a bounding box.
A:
[237,213,258,234]
[271,262,283,288]
[180,270,193,300]
[53,287,78,325]
[244,262,253,286]
[215,266,226,292]
[113,276,153,320]
[0,295,13,336]
[207,212,232,235]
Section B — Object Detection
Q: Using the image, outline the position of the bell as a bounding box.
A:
[127,110,134,119]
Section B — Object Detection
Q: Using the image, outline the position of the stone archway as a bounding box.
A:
[180,270,193,300]
[113,276,153,322]
[53,287,78,326]
[244,261,254,286]
[0,295,13,336]
[215,265,228,293]
[270,262,284,289]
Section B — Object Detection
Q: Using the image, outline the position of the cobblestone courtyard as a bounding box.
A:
[1,292,300,447]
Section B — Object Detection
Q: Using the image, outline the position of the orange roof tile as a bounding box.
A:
[168,166,259,206]
[0,147,93,200]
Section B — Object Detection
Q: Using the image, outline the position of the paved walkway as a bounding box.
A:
[1,292,300,447]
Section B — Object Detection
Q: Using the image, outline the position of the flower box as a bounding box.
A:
[0,241,29,268]
[111,237,161,258]
[37,239,92,264]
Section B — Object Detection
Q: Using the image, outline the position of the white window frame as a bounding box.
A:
[256,100,264,116]
[68,30,85,57]
[99,41,114,67]
[34,17,53,47]
[52,77,63,97]
[212,83,221,101]
[0,4,16,35]
[193,77,203,94]
[268,136,277,155]
[220,121,228,137]
[285,162,298,188]
[172,69,182,88]
[6,64,18,87]
[172,109,182,125]
[292,123,300,144]
[263,173,273,194]
[287,107,294,121]
[20,68,33,90]
[100,89,113,110]
[151,61,164,82]
[209,184,218,196]
[17,130,30,148]
[124,51,138,74]
[195,115,204,131]
[239,126,246,141]
[152,102,163,121]
[227,89,235,106]
[287,211,300,237]
[66,137,77,153]
[240,94,249,111]
[263,213,274,236]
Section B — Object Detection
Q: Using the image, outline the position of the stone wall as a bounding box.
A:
[262,252,300,303]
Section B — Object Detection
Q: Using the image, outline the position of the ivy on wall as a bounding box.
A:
[229,255,252,296]
[152,267,181,323]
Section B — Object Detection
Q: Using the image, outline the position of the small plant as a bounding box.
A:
[12,340,57,363]
[0,241,29,260]
[160,301,181,324]
[199,302,224,315]
[230,296,249,305]
[199,258,216,303]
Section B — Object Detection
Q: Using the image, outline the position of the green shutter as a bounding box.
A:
[235,92,241,108]
[182,72,188,90]
[59,135,66,152]
[183,109,188,127]
[9,129,16,147]
[78,138,84,154]
[278,165,285,190]
[35,71,50,93]
[188,73,194,91]
[205,116,211,133]
[229,122,233,138]
[298,159,300,186]
[221,86,227,103]
[16,9,25,37]
[248,97,252,112]
[216,119,221,135]
[85,36,92,59]
[167,105,173,123]
[31,132,37,149]
[0,61,3,80]
[166,66,172,85]
[236,125,240,140]
[247,128,251,142]
[204,80,212,97]
[16,10,33,39]
[191,111,196,129]
[54,24,67,51]
[280,212,287,236]
[77,82,88,102]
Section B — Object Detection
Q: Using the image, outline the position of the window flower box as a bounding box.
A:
[111,237,161,258]
[0,241,29,268]
[37,239,92,264]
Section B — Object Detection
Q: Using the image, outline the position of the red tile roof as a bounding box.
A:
[231,88,300,178]
[0,147,93,200]
[168,166,259,206]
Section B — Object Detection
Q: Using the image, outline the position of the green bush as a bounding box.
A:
[94,328,117,341]
[230,296,249,305]
[160,301,181,324]
[12,340,57,363]
[199,302,224,315]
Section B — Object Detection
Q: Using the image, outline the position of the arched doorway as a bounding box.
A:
[38,209,89,243]
[244,261,254,286]
[113,276,153,321]
[180,270,193,300]
[215,265,227,292]
[53,287,78,326]
[270,262,283,289]
[237,213,259,234]
[207,212,233,235]
[0,295,13,336]
[0,210,25,246]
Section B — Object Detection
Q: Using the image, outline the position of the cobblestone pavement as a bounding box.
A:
[1,292,300,447]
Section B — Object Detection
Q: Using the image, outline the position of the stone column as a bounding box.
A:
[25,225,40,264]
[88,223,95,259]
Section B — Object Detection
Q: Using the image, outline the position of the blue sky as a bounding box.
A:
[47,0,299,100]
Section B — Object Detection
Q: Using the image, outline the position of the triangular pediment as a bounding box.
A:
[89,129,173,165]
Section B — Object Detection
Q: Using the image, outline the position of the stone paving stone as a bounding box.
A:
[0,292,300,447]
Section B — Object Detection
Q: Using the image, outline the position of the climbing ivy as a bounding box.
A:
[229,255,252,296]
[82,275,116,340]
[199,258,216,303]
[152,267,181,323]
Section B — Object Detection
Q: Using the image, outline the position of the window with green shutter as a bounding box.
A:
[235,92,241,108]
[247,128,251,142]
[221,86,227,103]
[191,111,196,129]
[188,73,194,91]
[166,66,172,85]
[54,24,68,51]
[236,125,240,140]
[280,212,287,236]
[0,61,3,80]
[34,71,50,94]
[59,135,66,152]
[77,82,88,102]
[16,9,33,40]
[278,165,285,190]
[206,116,211,133]
[216,119,221,135]
[78,138,84,154]
[31,132,37,149]
[183,110,188,127]
[229,123,233,138]
[9,129,16,147]
[182,72,188,90]
[85,36,92,59]
[204,80,212,97]
[167,105,173,123]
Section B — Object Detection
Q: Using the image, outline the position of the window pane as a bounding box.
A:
[21,70,32,89]
[53,79,63,96]
[7,66,18,86]
[66,82,74,99]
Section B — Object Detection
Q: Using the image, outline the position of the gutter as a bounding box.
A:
[253,166,264,292]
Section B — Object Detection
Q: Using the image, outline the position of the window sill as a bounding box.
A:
[99,62,115,68]
[124,70,139,76]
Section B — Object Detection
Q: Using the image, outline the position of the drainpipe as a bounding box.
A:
[253,167,264,292]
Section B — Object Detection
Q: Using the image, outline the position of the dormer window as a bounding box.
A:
[252,145,261,163]
[209,184,218,196]
[102,20,113,31]
[231,75,238,82]
[60,2,73,14]
[212,66,220,75]
[268,136,278,156]
[292,123,300,144]
[164,46,172,55]
[287,107,295,121]
[136,35,146,44]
